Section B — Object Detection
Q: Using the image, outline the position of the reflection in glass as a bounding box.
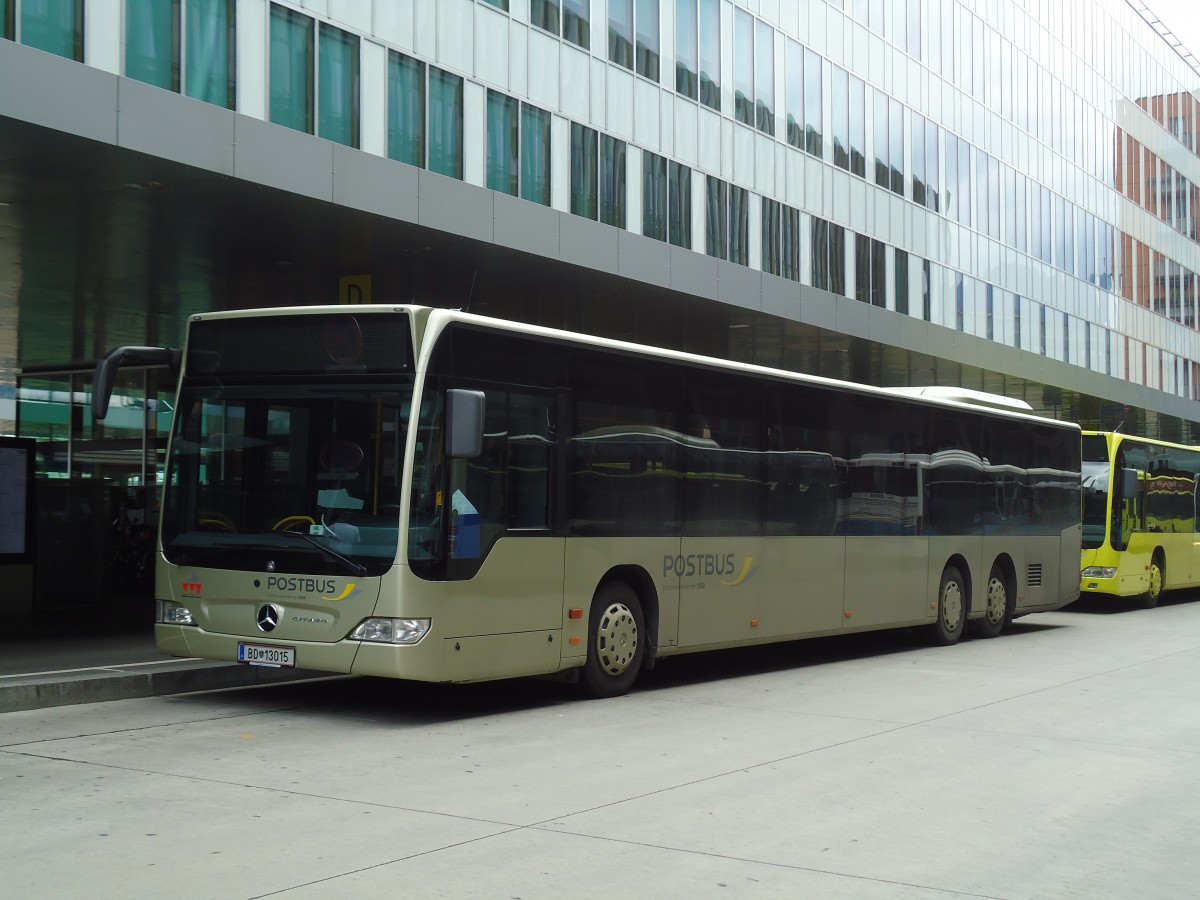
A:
[764,200,782,276]
[911,111,926,205]
[705,176,728,259]
[782,206,801,281]
[643,151,668,241]
[855,233,870,303]
[563,0,590,48]
[127,0,179,91]
[20,0,82,59]
[521,104,551,206]
[533,0,561,35]
[487,90,519,195]
[388,52,425,168]
[922,259,932,322]
[874,88,889,188]
[669,161,692,248]
[730,185,749,266]
[805,47,823,157]
[925,119,938,210]
[755,18,774,134]
[889,97,903,195]
[186,0,235,108]
[987,155,999,239]
[871,238,885,307]
[570,122,598,218]
[812,218,830,291]
[269,5,314,134]
[829,223,846,297]
[698,0,720,110]
[608,0,632,68]
[785,39,803,149]
[955,273,964,332]
[849,75,865,177]
[601,135,627,228]
[635,0,660,80]
[975,148,989,240]
[733,8,753,127]
[318,23,359,148]
[675,0,697,99]
[958,139,971,226]
[428,68,464,179]
[986,284,994,341]
[832,66,849,170]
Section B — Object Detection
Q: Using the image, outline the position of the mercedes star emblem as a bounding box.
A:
[257,604,280,633]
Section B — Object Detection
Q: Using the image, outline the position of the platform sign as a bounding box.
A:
[339,275,373,305]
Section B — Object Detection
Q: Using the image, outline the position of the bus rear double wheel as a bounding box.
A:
[580,581,645,698]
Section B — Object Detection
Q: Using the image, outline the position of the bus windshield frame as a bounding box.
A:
[160,311,415,578]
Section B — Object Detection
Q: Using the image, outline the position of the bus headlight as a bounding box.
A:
[349,617,431,644]
[1082,567,1118,579]
[157,599,196,625]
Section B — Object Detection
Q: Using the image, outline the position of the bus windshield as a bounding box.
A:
[1081,433,1111,550]
[160,312,414,577]
[1082,460,1111,549]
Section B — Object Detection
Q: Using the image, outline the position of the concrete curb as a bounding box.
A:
[0,662,343,714]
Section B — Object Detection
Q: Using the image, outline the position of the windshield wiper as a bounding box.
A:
[278,531,368,576]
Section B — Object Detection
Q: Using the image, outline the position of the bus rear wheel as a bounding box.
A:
[1140,554,1164,609]
[972,565,1009,639]
[930,566,967,646]
[580,582,645,699]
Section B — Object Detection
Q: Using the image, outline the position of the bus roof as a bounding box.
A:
[188,305,1079,431]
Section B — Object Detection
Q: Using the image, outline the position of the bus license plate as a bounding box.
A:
[237,643,295,668]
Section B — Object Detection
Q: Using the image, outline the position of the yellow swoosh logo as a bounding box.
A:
[721,558,755,587]
[321,583,357,602]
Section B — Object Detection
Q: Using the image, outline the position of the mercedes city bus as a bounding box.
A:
[1082,430,1200,607]
[93,306,1082,696]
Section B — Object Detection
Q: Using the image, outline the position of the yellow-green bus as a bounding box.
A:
[93,306,1082,697]
[1081,431,1200,608]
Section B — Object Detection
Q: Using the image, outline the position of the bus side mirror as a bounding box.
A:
[446,389,485,458]
[92,345,181,420]
[1120,467,1139,499]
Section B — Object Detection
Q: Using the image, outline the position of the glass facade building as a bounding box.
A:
[2,0,1200,611]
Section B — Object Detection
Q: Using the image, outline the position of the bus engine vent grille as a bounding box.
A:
[1027,563,1043,587]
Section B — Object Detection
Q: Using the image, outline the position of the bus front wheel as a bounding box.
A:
[930,566,967,646]
[580,582,645,699]
[1140,554,1164,609]
[972,565,1009,639]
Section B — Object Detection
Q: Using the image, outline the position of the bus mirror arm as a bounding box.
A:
[92,345,182,420]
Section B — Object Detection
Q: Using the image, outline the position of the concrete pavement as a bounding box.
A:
[2,594,1199,898]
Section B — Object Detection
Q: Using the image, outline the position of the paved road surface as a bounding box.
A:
[4,596,1200,899]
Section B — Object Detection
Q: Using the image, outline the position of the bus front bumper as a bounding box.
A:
[1080,567,1145,597]
[156,623,363,674]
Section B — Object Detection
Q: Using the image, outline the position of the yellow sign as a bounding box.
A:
[339,275,372,305]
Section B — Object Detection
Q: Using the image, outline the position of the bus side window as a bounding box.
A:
[506,392,554,531]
